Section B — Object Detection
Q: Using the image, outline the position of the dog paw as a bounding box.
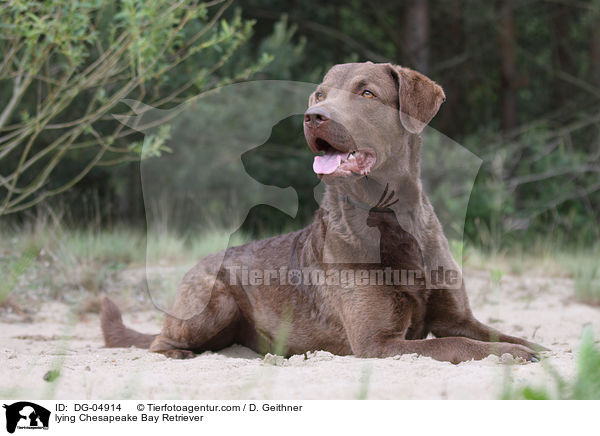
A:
[497,343,539,362]
[163,349,196,359]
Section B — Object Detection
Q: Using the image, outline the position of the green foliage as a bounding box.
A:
[490,269,503,288]
[42,369,60,383]
[2,0,599,254]
[502,329,600,400]
[0,0,271,215]
[463,119,600,251]
[572,329,600,399]
[237,0,600,251]
[130,125,172,159]
[356,364,372,400]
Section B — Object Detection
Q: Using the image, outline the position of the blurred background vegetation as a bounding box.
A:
[1,0,599,249]
[0,0,599,296]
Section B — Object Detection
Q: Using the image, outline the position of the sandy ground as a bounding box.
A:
[1,267,599,400]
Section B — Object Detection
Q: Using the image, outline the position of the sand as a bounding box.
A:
[1,268,599,400]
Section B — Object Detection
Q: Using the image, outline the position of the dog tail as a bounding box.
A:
[100,297,157,349]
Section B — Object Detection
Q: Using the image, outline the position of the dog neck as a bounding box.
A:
[326,134,423,221]
[304,133,462,288]
[315,133,426,253]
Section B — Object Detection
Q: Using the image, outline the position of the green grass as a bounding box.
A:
[571,261,600,306]
[0,222,251,307]
[0,247,38,304]
[462,240,600,312]
[356,364,373,400]
[502,328,600,400]
[464,238,599,280]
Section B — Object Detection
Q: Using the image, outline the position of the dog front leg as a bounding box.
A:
[350,335,538,363]
[426,287,549,352]
[432,316,549,352]
[339,289,539,363]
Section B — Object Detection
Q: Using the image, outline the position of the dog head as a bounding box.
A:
[304,62,445,185]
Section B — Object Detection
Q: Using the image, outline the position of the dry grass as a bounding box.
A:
[1,213,597,311]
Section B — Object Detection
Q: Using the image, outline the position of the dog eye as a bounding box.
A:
[361,90,375,99]
[315,91,324,102]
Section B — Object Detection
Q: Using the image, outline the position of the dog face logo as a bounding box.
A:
[116,79,481,318]
[2,402,50,433]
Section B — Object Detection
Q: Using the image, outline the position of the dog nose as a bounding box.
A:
[304,107,330,129]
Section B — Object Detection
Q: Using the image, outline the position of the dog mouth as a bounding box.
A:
[311,138,376,177]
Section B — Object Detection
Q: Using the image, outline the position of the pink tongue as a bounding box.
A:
[313,151,344,174]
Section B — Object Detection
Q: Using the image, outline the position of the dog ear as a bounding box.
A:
[390,65,445,134]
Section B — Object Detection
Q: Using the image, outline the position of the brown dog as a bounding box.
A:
[101,62,546,363]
